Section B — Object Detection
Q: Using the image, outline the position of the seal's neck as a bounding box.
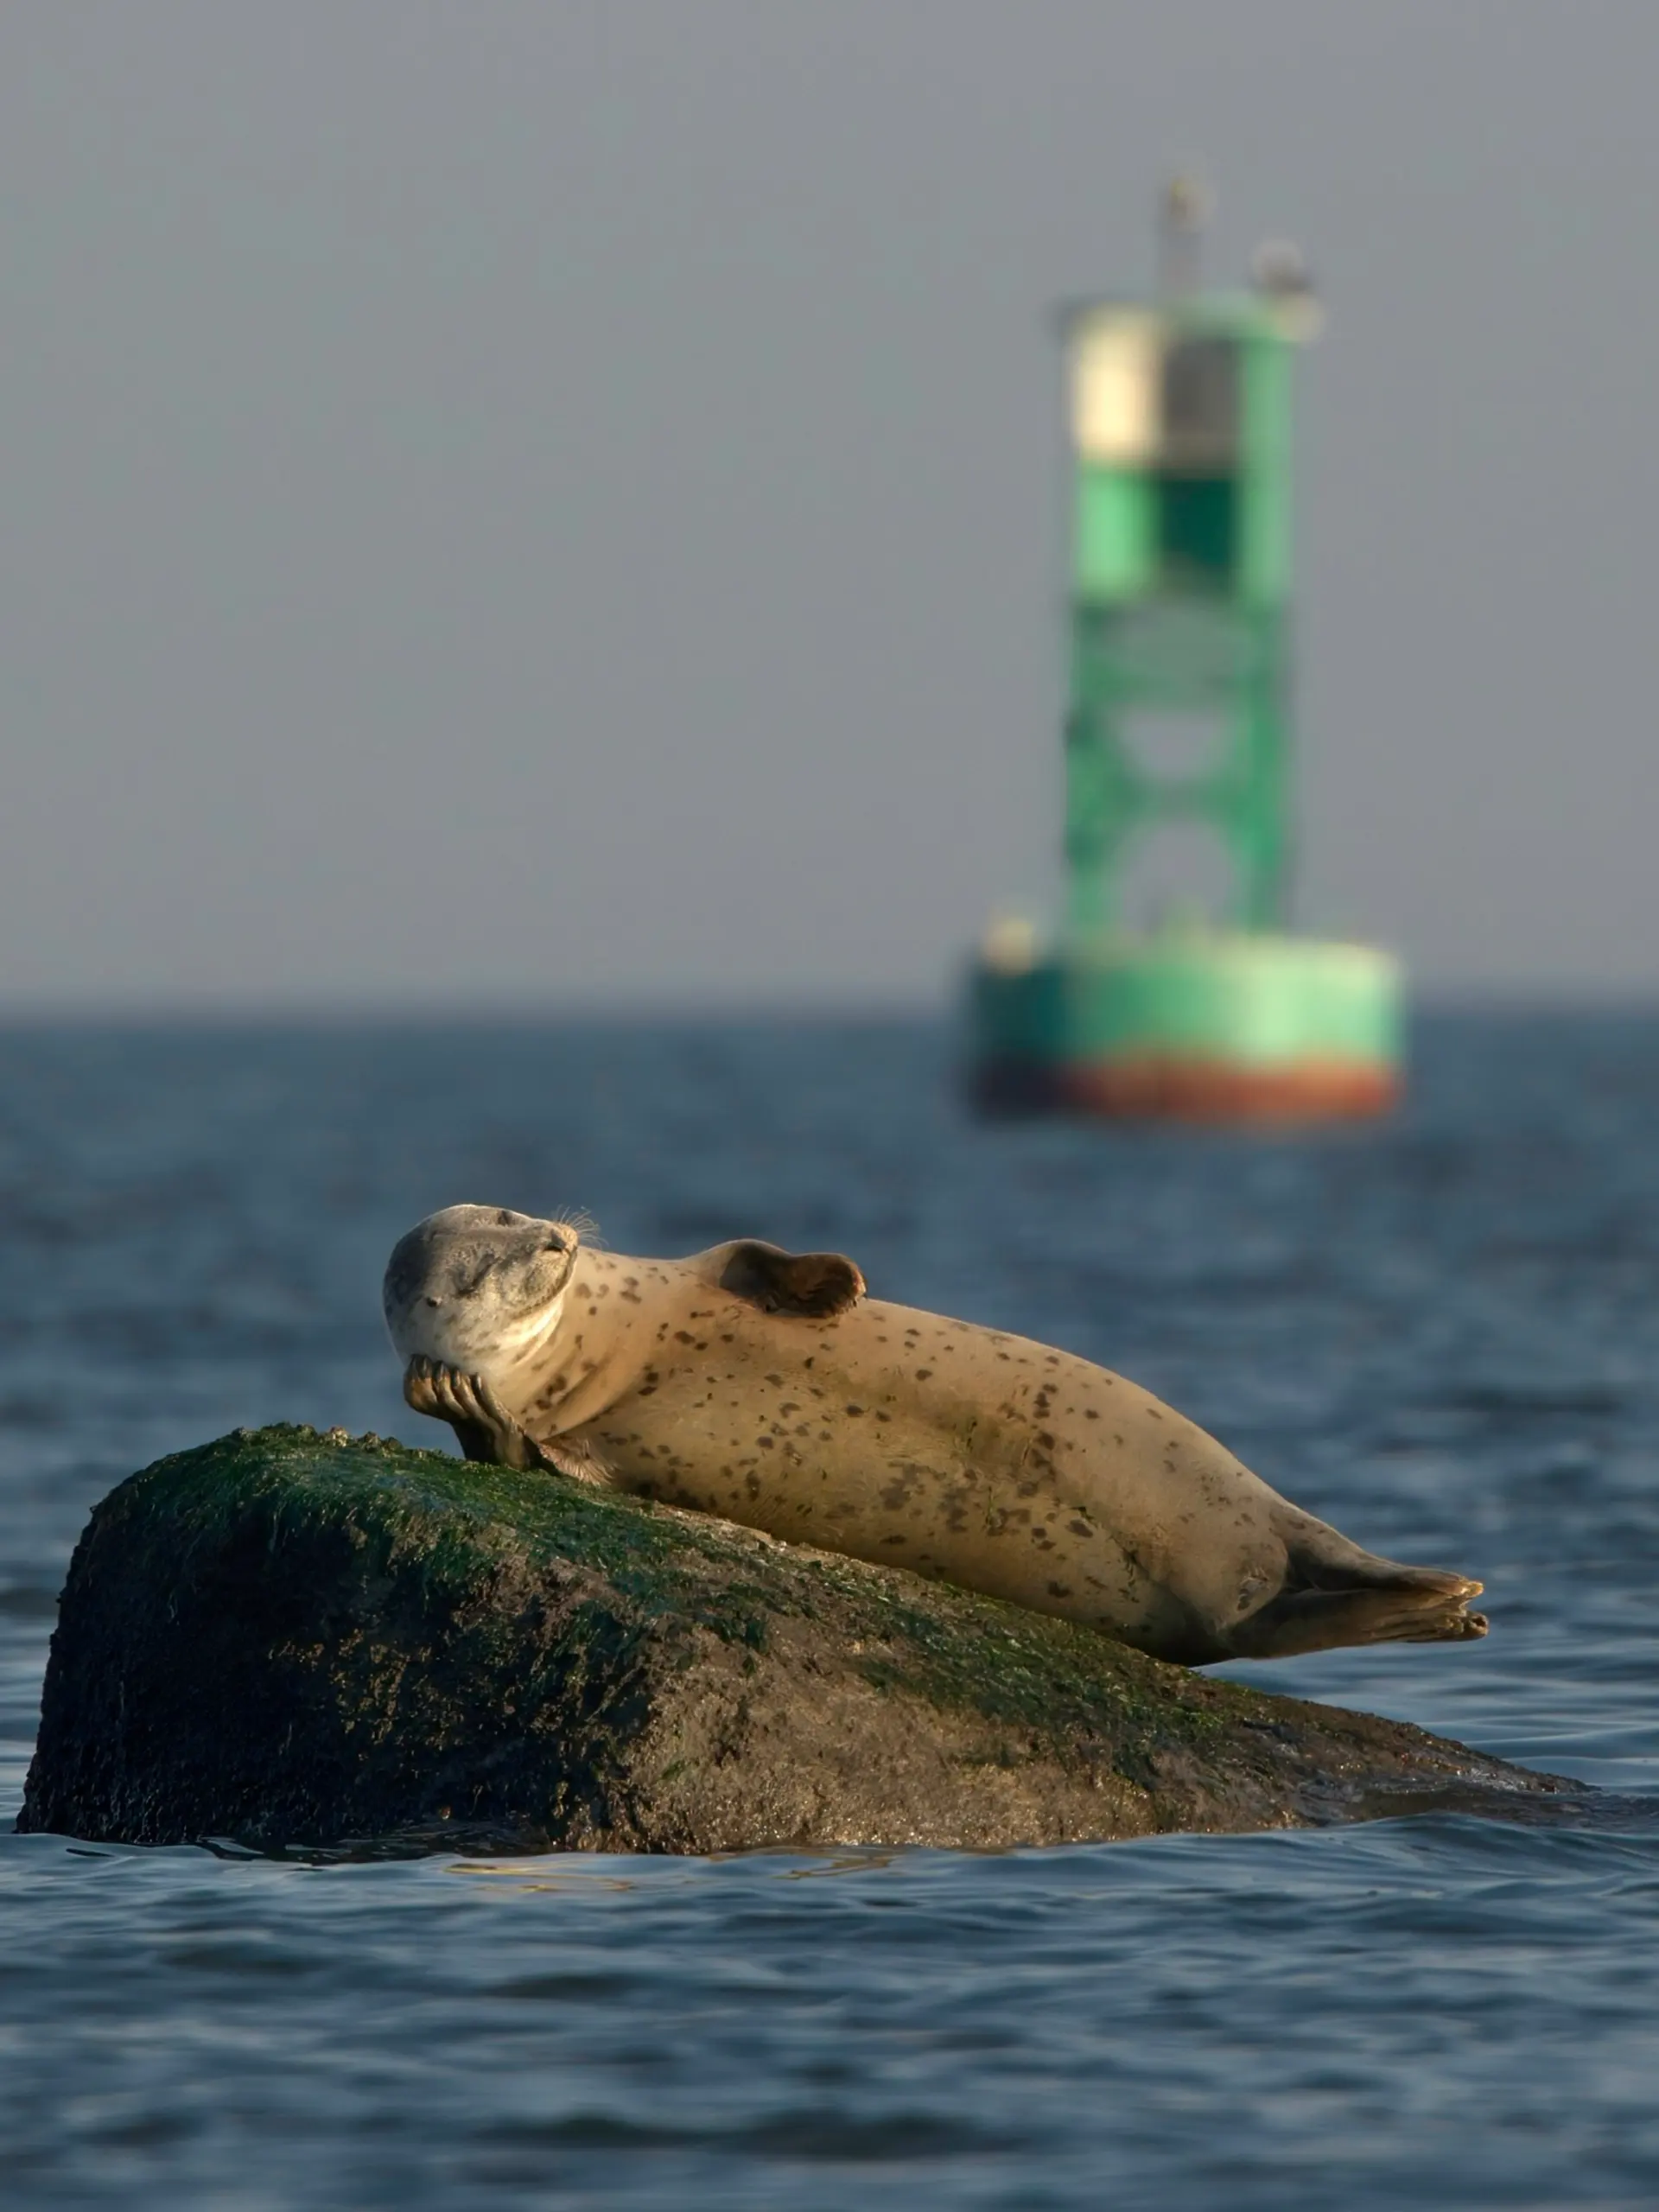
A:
[495,1246,651,1429]
[471,1286,570,1394]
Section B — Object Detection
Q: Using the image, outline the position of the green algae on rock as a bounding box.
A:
[19,1427,1567,1854]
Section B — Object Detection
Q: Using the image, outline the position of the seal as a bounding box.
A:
[383,1205,1488,1665]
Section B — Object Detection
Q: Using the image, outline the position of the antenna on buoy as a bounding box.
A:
[1157,172,1209,296]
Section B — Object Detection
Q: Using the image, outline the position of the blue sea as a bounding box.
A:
[3,1014,1658,2209]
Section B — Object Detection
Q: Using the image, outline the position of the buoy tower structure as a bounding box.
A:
[969,182,1403,1120]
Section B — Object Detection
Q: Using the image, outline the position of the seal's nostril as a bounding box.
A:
[425,1296,441,1308]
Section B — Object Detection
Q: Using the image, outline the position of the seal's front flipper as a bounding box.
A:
[1228,1580,1490,1661]
[706,1239,866,1319]
[402,1354,570,1474]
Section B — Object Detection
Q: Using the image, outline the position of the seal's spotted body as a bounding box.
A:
[385,1206,1487,1665]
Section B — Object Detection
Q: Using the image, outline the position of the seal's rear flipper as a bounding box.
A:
[707,1240,866,1319]
[1228,1580,1489,1661]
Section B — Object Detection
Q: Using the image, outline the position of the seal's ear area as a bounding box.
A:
[710,1240,866,1319]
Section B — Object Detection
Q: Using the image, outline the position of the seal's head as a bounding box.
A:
[383,1205,578,1372]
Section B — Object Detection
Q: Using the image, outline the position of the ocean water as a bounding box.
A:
[3,1013,1658,2209]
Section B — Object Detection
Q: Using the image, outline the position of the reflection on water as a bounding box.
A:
[2,1014,1658,2207]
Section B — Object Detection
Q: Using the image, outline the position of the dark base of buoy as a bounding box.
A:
[972,1055,1402,1125]
[965,932,1406,1125]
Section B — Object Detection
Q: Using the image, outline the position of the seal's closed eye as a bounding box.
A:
[711,1240,866,1319]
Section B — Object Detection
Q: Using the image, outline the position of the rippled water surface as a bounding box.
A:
[3,1014,1658,2208]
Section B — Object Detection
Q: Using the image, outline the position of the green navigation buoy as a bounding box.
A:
[968,181,1403,1122]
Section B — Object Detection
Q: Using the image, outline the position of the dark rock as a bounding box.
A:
[19,1427,1572,1854]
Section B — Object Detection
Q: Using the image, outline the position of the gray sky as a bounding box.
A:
[4,1,1657,1009]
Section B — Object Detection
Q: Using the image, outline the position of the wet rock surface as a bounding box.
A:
[19,1427,1572,1854]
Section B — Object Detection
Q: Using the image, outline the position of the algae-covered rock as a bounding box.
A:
[19,1427,1567,1853]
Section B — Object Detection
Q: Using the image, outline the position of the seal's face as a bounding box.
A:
[382,1205,578,1371]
